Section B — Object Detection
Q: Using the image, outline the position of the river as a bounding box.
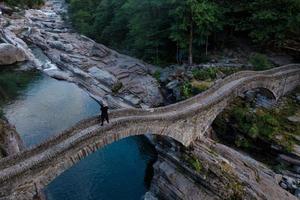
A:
[1,67,157,200]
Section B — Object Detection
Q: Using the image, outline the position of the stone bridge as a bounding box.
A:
[0,64,299,200]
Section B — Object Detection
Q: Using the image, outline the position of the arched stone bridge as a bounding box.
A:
[0,64,299,200]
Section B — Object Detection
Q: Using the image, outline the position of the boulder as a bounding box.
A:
[292,145,300,157]
[88,66,117,86]
[0,119,24,157]
[123,94,141,105]
[281,176,297,190]
[296,94,300,102]
[287,116,300,123]
[166,80,180,90]
[0,3,14,16]
[48,41,72,52]
[293,166,300,174]
[90,43,110,58]
[295,189,300,198]
[279,154,300,166]
[143,192,158,200]
[0,43,27,65]
[268,53,294,66]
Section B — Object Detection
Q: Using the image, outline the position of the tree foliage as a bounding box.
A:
[67,0,300,65]
[3,0,44,8]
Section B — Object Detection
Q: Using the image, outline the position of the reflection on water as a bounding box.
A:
[4,73,99,147]
[2,68,157,200]
[45,136,157,200]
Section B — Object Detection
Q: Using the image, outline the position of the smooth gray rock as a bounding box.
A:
[166,80,179,90]
[0,43,26,65]
[279,181,288,190]
[0,119,24,157]
[143,192,158,200]
[287,116,300,123]
[88,67,117,86]
[123,94,141,105]
[48,41,72,52]
[281,176,297,190]
[293,166,300,174]
[0,0,164,108]
[295,189,300,198]
[296,94,300,102]
[90,43,109,58]
[268,54,294,66]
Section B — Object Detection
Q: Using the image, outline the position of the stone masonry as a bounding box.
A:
[0,64,299,200]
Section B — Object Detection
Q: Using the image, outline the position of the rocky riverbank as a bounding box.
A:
[146,87,300,200]
[1,1,299,200]
[212,87,300,198]
[0,118,24,158]
[148,138,298,200]
[0,0,163,108]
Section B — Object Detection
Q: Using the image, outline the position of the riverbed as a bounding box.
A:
[1,67,157,200]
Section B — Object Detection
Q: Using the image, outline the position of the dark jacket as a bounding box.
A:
[101,106,109,116]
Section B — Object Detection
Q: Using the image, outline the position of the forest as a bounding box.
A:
[3,0,44,8]
[66,0,300,65]
[2,0,300,65]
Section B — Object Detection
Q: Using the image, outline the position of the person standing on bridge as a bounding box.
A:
[100,103,109,126]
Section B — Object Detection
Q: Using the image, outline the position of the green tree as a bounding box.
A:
[66,0,299,65]
[169,0,223,65]
[4,0,44,8]
[225,0,300,47]
[92,0,128,48]
[125,0,173,64]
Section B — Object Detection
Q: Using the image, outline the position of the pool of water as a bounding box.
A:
[1,67,157,200]
[4,72,100,147]
[45,136,156,200]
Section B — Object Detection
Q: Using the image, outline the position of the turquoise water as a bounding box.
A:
[4,73,100,147]
[45,136,156,200]
[2,70,157,200]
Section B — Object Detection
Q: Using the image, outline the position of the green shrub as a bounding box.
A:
[187,155,203,173]
[192,68,217,81]
[111,81,123,94]
[273,163,288,173]
[191,80,212,93]
[249,53,273,71]
[219,67,239,76]
[4,0,44,8]
[153,70,161,82]
[181,82,193,99]
[228,182,244,200]
[248,124,259,139]
[262,114,279,126]
[0,109,3,119]
[214,88,300,155]
[232,106,248,124]
[235,136,251,149]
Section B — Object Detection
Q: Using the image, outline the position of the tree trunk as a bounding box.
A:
[176,42,179,64]
[188,24,193,66]
[156,46,158,65]
[205,35,208,56]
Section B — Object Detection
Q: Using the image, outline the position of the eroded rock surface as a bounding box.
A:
[0,0,163,108]
[149,138,298,200]
[0,43,26,65]
[0,119,24,158]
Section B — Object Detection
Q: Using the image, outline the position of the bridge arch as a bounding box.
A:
[44,134,163,199]
[29,121,190,192]
[38,84,284,191]
[0,64,299,200]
